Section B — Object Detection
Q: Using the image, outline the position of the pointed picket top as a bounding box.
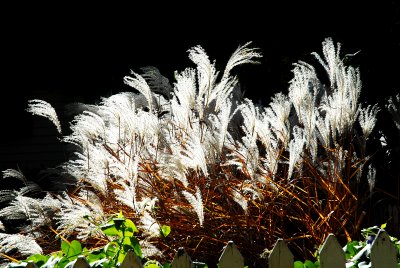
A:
[370,230,397,268]
[218,241,244,268]
[120,250,143,268]
[171,247,194,268]
[26,261,38,268]
[72,256,90,268]
[268,239,293,268]
[319,234,345,268]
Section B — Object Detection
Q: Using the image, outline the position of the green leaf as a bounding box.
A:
[69,240,83,257]
[86,250,106,263]
[61,240,69,255]
[60,240,82,264]
[294,261,305,268]
[344,241,359,259]
[104,241,119,258]
[380,223,387,229]
[27,254,50,267]
[57,256,71,268]
[113,218,125,231]
[117,250,127,264]
[161,225,171,237]
[122,236,133,247]
[117,210,124,219]
[130,236,142,258]
[163,264,171,268]
[304,260,316,268]
[124,219,139,235]
[101,222,123,238]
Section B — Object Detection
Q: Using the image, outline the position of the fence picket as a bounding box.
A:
[268,239,293,268]
[72,256,90,268]
[171,247,193,268]
[370,230,397,268]
[120,250,143,268]
[218,241,244,268]
[319,234,345,268]
[25,261,38,268]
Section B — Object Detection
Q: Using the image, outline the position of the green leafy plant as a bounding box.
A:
[5,213,169,268]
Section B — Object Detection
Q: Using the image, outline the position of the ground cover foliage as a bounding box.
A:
[1,38,399,267]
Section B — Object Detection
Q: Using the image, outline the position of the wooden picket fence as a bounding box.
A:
[24,230,398,268]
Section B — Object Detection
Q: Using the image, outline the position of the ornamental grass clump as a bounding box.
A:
[0,38,385,266]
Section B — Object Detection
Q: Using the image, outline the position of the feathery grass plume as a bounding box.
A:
[2,169,27,184]
[287,126,306,179]
[124,72,154,112]
[208,98,235,154]
[0,193,43,222]
[140,239,163,258]
[288,61,318,126]
[182,187,204,226]
[311,37,342,88]
[54,191,105,240]
[265,93,291,146]
[141,66,173,99]
[386,94,400,130]
[358,104,380,139]
[113,154,140,210]
[139,211,161,238]
[0,233,42,256]
[231,188,248,214]
[26,99,62,134]
[188,45,217,107]
[0,190,61,234]
[170,68,197,129]
[367,164,376,196]
[222,42,262,80]
[226,98,260,179]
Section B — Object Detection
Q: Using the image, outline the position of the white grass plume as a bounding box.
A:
[2,169,27,183]
[231,188,248,214]
[27,99,62,134]
[124,72,154,112]
[311,37,342,88]
[55,191,105,240]
[223,42,262,80]
[188,45,217,103]
[182,187,204,226]
[287,126,306,179]
[0,233,42,256]
[386,94,400,130]
[358,104,380,139]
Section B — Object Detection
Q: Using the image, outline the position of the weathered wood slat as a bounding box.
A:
[218,241,244,268]
[171,247,193,268]
[319,234,346,268]
[370,230,397,268]
[73,256,90,268]
[120,250,143,268]
[25,261,38,268]
[268,239,293,268]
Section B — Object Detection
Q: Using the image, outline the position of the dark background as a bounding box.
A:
[1,2,399,181]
